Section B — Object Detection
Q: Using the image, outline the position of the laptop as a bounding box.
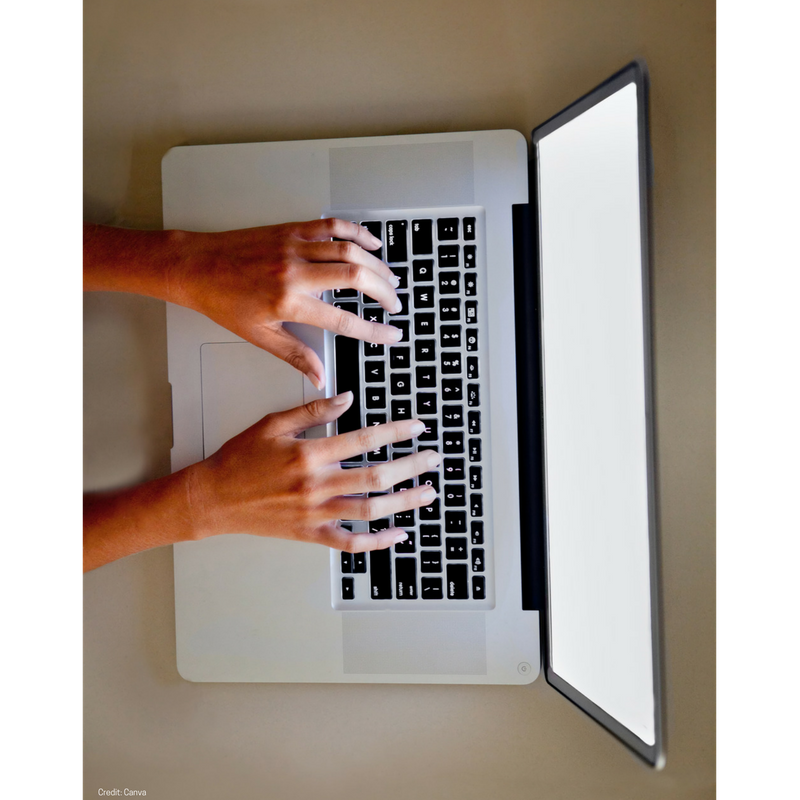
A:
[162,61,664,767]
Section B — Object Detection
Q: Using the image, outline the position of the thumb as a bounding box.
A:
[259,392,354,438]
[249,323,326,390]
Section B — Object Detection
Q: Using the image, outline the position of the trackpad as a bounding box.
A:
[200,343,305,458]
[342,612,487,675]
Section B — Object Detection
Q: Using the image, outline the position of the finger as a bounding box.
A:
[258,392,353,438]
[293,296,403,345]
[301,262,400,314]
[313,523,408,554]
[247,323,327,389]
[325,450,441,496]
[320,484,437,522]
[313,418,426,464]
[294,218,383,253]
[298,239,395,286]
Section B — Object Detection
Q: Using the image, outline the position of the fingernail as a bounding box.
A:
[420,487,436,502]
[426,451,441,468]
[390,275,401,288]
[409,420,425,435]
[309,373,324,391]
[393,298,402,313]
[331,391,353,405]
[390,326,403,341]
[393,532,409,544]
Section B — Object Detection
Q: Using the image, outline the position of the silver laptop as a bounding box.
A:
[162,61,664,767]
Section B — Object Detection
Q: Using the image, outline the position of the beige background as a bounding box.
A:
[84,1,715,798]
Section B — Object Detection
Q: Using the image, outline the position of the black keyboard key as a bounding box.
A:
[390,346,410,369]
[364,340,385,357]
[419,471,440,492]
[464,244,476,268]
[369,518,391,532]
[467,384,480,407]
[361,220,383,259]
[446,564,469,599]
[364,307,384,326]
[422,577,443,599]
[415,339,436,361]
[390,373,412,396]
[390,293,410,316]
[444,484,466,507]
[468,438,482,462]
[420,524,441,547]
[465,301,478,325]
[468,411,481,435]
[442,379,463,401]
[411,219,433,255]
[393,479,414,493]
[362,293,379,305]
[416,366,436,388]
[445,511,467,533]
[366,413,386,429]
[439,299,461,321]
[465,328,478,352]
[472,575,486,599]
[395,557,418,599]
[443,431,464,453]
[369,549,392,599]
[438,271,460,295]
[463,218,476,241]
[446,538,468,559]
[413,259,434,282]
[437,218,459,240]
[334,301,358,314]
[414,313,436,336]
[471,520,484,545]
[441,353,462,374]
[353,552,367,573]
[367,445,388,462]
[421,550,442,573]
[438,245,460,268]
[386,220,408,263]
[335,335,362,439]
[464,273,477,296]
[419,498,440,521]
[419,418,439,442]
[391,266,409,290]
[365,360,385,383]
[443,458,465,481]
[470,494,483,517]
[440,325,461,348]
[390,320,410,342]
[469,466,482,490]
[394,441,412,450]
[342,577,355,599]
[467,356,479,380]
[416,393,437,415]
[341,552,353,574]
[333,289,359,299]
[365,387,386,409]
[471,548,485,573]
[413,285,435,309]
[390,400,412,421]
[418,445,439,454]
[394,527,416,551]
[442,405,464,427]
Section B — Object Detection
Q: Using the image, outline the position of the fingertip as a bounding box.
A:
[331,390,353,407]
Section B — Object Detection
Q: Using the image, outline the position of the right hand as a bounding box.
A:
[183,392,440,552]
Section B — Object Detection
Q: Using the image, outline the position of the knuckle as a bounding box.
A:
[284,350,307,373]
[361,497,378,520]
[366,466,388,492]
[355,428,375,454]
[336,311,356,336]
[346,262,365,286]
[341,535,359,554]
[338,240,358,261]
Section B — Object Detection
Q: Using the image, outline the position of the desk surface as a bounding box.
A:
[84,1,715,797]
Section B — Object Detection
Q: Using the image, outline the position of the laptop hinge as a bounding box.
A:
[513,202,546,612]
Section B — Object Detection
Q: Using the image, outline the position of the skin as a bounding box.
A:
[83,220,438,571]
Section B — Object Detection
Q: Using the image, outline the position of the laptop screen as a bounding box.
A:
[533,64,663,765]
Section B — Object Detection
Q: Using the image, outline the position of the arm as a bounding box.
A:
[83,219,403,388]
[83,393,440,572]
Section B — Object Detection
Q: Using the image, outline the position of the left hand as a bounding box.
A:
[167,218,403,388]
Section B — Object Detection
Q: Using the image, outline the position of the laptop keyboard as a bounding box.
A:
[329,208,493,609]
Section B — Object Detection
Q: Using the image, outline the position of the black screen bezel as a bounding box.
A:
[532,60,665,769]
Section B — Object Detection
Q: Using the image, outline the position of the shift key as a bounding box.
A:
[370,548,393,599]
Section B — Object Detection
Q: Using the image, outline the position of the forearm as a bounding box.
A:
[83,468,199,572]
[83,223,194,300]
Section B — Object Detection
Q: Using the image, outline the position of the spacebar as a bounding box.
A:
[334,335,361,434]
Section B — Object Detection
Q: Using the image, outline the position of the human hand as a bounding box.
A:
[168,219,402,389]
[183,392,440,552]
